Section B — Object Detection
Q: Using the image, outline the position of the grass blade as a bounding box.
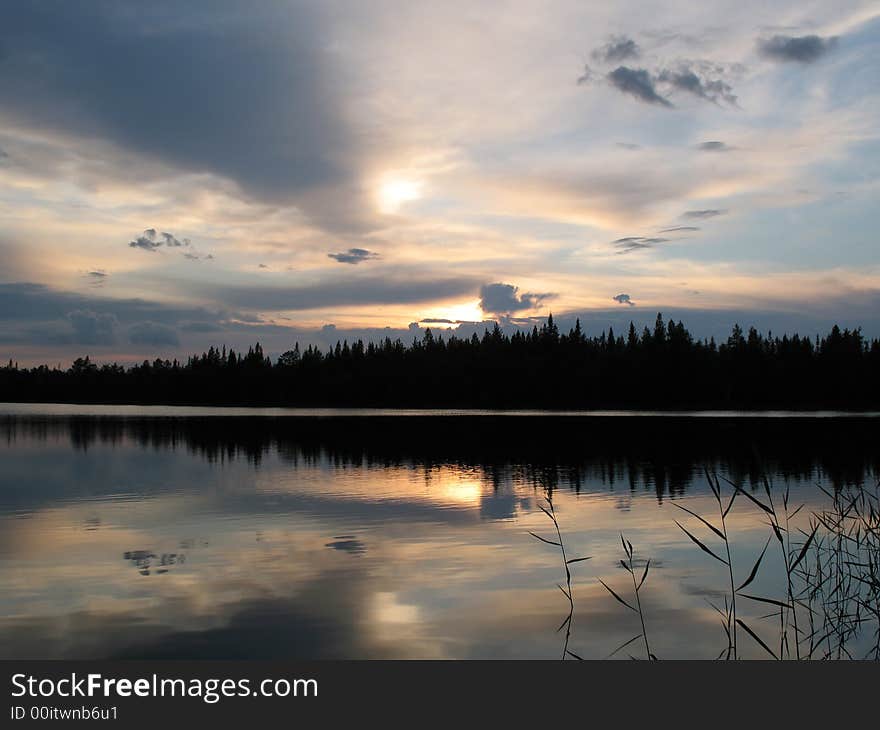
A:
[528,531,560,547]
[638,559,651,590]
[789,524,819,574]
[736,618,779,660]
[673,502,725,540]
[606,634,643,659]
[739,593,792,609]
[736,536,771,592]
[727,479,774,515]
[675,521,729,566]
[598,578,636,612]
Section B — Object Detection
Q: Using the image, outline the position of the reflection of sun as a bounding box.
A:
[373,592,419,624]
[377,177,422,214]
[437,478,482,505]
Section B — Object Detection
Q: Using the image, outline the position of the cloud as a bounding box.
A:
[585,57,739,108]
[612,293,635,306]
[67,310,118,345]
[696,141,733,152]
[592,36,640,63]
[129,229,190,252]
[0,282,229,329]
[606,67,673,107]
[327,248,380,265]
[657,65,737,106]
[616,142,641,150]
[183,251,213,261]
[0,2,365,231]
[128,322,180,347]
[659,226,700,233]
[682,209,727,219]
[479,283,554,316]
[613,236,668,254]
[196,275,480,312]
[757,35,837,63]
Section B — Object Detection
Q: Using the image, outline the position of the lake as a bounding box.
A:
[1,405,878,659]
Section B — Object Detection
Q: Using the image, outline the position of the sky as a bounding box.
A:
[1,0,878,364]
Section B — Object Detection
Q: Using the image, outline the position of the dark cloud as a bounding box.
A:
[327,248,379,265]
[606,67,673,107]
[613,236,668,254]
[479,283,555,316]
[0,2,362,230]
[128,322,180,347]
[67,310,118,345]
[592,36,640,63]
[0,282,228,328]
[197,275,480,312]
[587,58,738,108]
[129,229,190,252]
[659,226,700,233]
[657,65,737,106]
[757,35,837,63]
[616,142,642,150]
[696,141,733,152]
[682,209,727,219]
[612,294,635,306]
[179,321,223,333]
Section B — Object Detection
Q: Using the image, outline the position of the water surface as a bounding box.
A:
[1,407,877,659]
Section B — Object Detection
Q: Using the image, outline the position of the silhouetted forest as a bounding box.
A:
[2,314,878,408]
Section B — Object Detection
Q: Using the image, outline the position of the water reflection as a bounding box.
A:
[0,414,877,659]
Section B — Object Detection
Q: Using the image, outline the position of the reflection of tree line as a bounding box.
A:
[1,315,879,408]
[3,416,878,498]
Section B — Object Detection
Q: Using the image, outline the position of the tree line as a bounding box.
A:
[1,313,878,408]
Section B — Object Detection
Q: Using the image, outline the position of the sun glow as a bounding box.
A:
[377,177,422,214]
[419,300,484,327]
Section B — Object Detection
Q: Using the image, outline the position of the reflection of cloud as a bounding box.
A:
[325,536,366,556]
[128,229,190,252]
[85,270,108,288]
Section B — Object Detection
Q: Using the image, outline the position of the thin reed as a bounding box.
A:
[532,473,880,660]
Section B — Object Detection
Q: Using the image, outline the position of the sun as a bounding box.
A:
[377,177,422,214]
